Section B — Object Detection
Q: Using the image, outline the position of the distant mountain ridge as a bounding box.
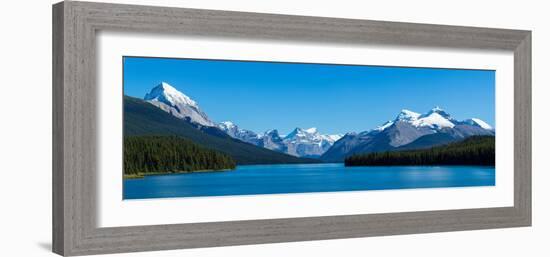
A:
[137,82,493,162]
[124,95,318,165]
[140,82,342,158]
[321,107,494,162]
[217,122,343,158]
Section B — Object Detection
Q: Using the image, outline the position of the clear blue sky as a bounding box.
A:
[123,56,495,135]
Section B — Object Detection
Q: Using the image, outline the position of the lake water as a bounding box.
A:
[123,163,495,199]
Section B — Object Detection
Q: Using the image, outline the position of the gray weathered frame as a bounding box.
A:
[52,1,531,256]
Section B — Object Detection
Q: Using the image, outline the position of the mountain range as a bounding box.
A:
[124,95,317,165]
[143,82,343,158]
[136,81,494,162]
[321,107,494,162]
[217,122,343,158]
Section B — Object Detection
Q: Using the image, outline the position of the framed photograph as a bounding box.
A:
[53,1,531,256]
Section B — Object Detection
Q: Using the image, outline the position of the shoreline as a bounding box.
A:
[345,163,496,167]
[124,168,233,179]
[124,163,496,179]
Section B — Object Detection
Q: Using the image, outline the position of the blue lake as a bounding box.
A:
[123,163,495,200]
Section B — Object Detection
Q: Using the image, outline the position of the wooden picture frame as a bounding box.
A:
[52,1,531,256]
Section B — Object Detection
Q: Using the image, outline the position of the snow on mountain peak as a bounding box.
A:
[465,118,493,130]
[395,109,421,122]
[277,127,343,156]
[413,111,455,129]
[375,120,394,131]
[394,107,454,129]
[286,127,306,138]
[145,82,199,109]
[326,134,344,141]
[219,121,236,128]
[389,107,496,131]
[144,82,214,127]
[283,127,340,142]
[159,81,174,90]
[305,127,318,133]
[424,106,452,119]
[264,129,280,136]
[217,121,238,135]
[216,121,264,145]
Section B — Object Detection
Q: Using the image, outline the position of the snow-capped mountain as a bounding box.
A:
[375,120,394,131]
[217,121,343,158]
[462,118,493,130]
[217,121,263,146]
[144,82,214,127]
[140,83,489,162]
[395,107,455,129]
[260,129,288,152]
[141,82,343,158]
[321,107,494,162]
[282,127,343,157]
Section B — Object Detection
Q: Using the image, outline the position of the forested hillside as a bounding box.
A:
[345,136,495,166]
[124,96,318,165]
[124,136,236,176]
